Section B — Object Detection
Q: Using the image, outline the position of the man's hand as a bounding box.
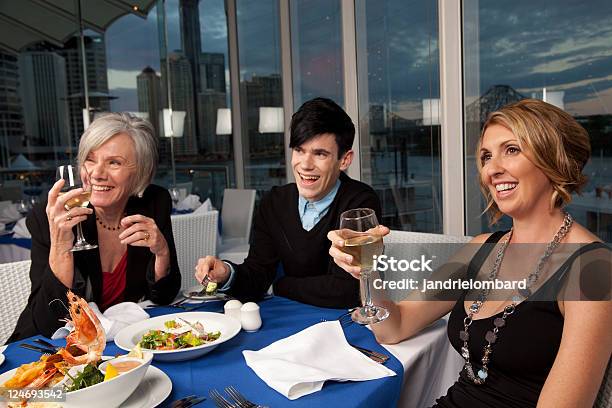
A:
[195,255,230,286]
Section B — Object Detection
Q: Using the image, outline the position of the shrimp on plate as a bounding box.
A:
[56,290,106,365]
[2,290,106,399]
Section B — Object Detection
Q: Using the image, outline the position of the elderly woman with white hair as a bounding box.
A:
[9,113,181,341]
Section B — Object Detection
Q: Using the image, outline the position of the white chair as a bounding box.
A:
[0,260,31,344]
[171,211,218,291]
[217,189,256,264]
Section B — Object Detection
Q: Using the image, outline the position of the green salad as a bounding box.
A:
[138,319,221,350]
[65,363,104,391]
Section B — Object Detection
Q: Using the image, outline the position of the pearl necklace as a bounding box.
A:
[460,212,573,384]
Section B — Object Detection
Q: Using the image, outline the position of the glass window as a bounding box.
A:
[463,0,612,241]
[356,0,442,232]
[161,0,233,208]
[290,0,344,107]
[236,0,285,195]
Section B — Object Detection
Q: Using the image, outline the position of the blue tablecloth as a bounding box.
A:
[0,233,31,250]
[1,297,403,407]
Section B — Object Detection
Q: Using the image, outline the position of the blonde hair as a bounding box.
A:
[477,99,591,224]
[77,112,158,197]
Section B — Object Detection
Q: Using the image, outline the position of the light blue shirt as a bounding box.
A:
[220,179,342,291]
[298,179,341,231]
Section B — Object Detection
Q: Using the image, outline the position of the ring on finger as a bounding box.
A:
[66,210,73,222]
[143,231,150,241]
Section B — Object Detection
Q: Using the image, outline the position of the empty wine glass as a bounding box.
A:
[57,164,97,251]
[16,200,30,217]
[169,187,180,208]
[339,208,388,325]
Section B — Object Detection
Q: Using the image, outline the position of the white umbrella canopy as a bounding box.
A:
[0,0,156,53]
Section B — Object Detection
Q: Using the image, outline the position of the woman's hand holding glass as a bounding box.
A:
[328,224,390,278]
[336,209,390,325]
[56,163,97,251]
[46,178,94,253]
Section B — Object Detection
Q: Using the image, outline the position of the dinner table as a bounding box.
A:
[2,296,407,407]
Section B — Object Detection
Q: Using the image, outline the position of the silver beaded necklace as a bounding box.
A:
[460,212,573,384]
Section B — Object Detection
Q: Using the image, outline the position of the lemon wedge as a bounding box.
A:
[104,363,119,381]
[127,344,143,359]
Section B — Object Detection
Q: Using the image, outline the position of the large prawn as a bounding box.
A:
[56,290,106,365]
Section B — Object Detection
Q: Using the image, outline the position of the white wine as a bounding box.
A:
[63,191,91,210]
[343,234,383,270]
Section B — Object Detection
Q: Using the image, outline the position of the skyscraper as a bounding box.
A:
[179,0,202,92]
[57,34,111,146]
[198,89,227,155]
[197,52,227,155]
[199,52,226,93]
[168,52,197,155]
[137,66,162,137]
[0,50,24,168]
[240,74,283,156]
[19,51,70,149]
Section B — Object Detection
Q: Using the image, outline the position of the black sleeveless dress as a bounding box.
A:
[433,232,610,408]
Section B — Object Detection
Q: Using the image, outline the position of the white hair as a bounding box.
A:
[77,112,158,197]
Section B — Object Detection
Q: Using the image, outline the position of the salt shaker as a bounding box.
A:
[240,302,262,332]
[224,299,243,322]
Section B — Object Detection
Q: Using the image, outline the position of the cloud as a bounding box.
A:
[107,69,141,90]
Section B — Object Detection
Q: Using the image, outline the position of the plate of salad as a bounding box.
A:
[114,312,241,362]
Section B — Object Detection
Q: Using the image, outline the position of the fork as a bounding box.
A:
[170,395,206,408]
[209,389,236,408]
[321,308,356,328]
[225,386,269,408]
[191,275,214,297]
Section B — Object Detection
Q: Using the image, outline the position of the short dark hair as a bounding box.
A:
[289,97,355,158]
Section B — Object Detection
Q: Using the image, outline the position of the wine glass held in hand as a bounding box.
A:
[339,208,388,325]
[57,164,97,251]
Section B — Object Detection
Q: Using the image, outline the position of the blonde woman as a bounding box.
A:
[9,113,181,342]
[328,99,611,407]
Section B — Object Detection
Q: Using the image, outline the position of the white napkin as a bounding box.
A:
[12,217,30,238]
[51,302,149,342]
[0,204,21,223]
[176,194,202,211]
[193,198,213,214]
[242,321,395,400]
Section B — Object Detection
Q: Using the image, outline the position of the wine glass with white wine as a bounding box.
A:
[57,164,98,251]
[339,208,388,324]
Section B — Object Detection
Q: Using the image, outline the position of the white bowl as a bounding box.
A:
[0,352,153,408]
[64,352,153,408]
[114,311,242,362]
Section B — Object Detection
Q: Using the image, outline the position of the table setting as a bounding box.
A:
[0,295,404,407]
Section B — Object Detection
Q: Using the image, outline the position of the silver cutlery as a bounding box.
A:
[170,395,206,408]
[33,338,60,351]
[19,343,56,354]
[349,343,389,364]
[321,308,356,328]
[191,275,214,297]
[225,385,268,408]
[209,389,236,408]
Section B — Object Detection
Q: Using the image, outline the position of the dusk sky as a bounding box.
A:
[102,0,612,117]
